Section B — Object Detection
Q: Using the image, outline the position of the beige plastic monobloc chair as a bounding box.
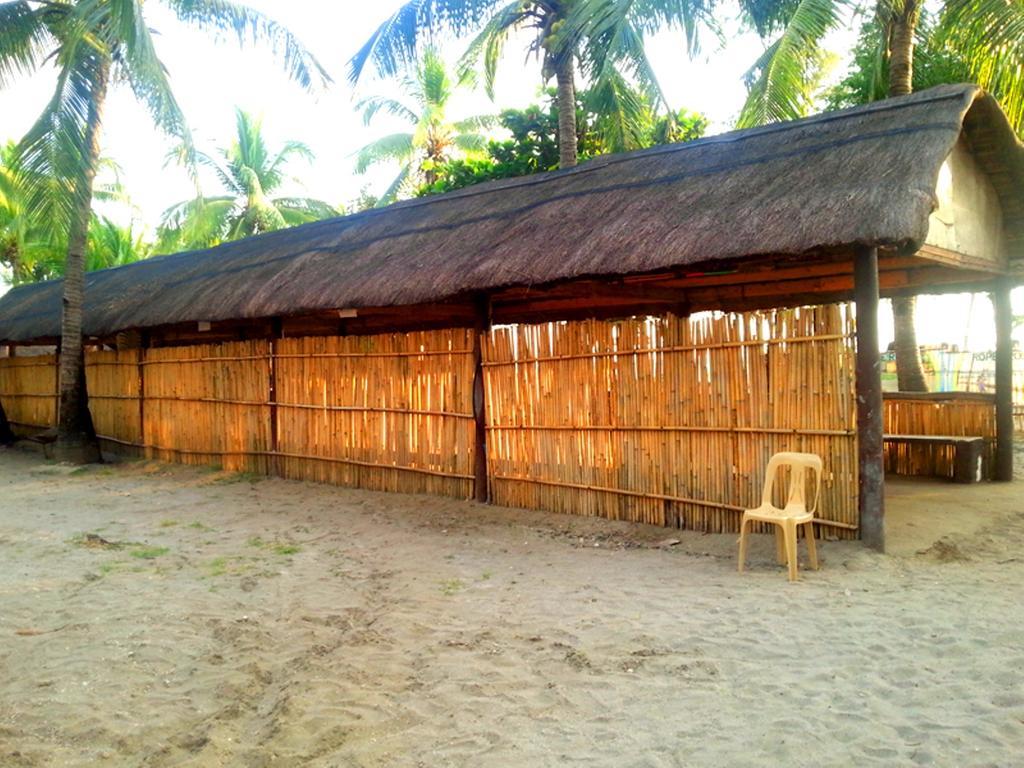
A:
[737,452,822,582]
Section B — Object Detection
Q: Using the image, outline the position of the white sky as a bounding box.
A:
[0,1,1020,349]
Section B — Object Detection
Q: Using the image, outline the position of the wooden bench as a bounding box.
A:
[883,434,986,483]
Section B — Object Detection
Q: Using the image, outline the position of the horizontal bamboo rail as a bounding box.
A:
[480,333,850,368]
[94,435,474,480]
[487,424,855,436]
[87,393,473,419]
[490,474,858,530]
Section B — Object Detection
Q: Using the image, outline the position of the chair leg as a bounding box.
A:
[737,517,750,573]
[774,526,787,565]
[784,520,799,582]
[804,522,819,570]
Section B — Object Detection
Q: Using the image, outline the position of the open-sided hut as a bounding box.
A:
[0,84,1021,550]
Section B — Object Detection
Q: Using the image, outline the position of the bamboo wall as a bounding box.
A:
[273,331,475,498]
[143,341,272,473]
[483,306,859,537]
[883,394,997,479]
[86,349,142,452]
[0,354,57,433]
[0,309,859,534]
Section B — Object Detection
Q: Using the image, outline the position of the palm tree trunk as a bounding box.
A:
[888,0,921,97]
[554,54,578,170]
[55,61,108,462]
[892,295,928,391]
[888,0,928,392]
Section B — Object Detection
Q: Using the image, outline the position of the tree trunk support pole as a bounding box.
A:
[993,281,1014,482]
[855,246,886,551]
[472,297,490,503]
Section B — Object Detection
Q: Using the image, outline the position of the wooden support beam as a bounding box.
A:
[138,331,148,458]
[854,246,885,551]
[992,281,1014,482]
[269,318,283,477]
[472,298,489,503]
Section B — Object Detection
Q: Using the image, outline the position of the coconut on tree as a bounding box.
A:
[158,109,338,252]
[0,0,329,461]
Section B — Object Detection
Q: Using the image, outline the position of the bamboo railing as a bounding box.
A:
[882,392,997,479]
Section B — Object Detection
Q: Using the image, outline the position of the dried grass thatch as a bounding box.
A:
[0,84,1021,343]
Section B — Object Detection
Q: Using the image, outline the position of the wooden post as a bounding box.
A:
[854,246,885,551]
[992,281,1014,482]
[269,318,283,478]
[138,331,148,457]
[472,298,490,503]
[53,341,61,430]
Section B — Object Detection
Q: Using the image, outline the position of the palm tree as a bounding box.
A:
[739,0,1024,392]
[86,216,150,271]
[0,0,329,461]
[349,0,710,170]
[738,0,1024,132]
[354,49,493,204]
[159,109,338,251]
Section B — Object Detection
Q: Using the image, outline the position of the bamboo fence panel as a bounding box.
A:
[274,330,476,498]
[483,305,858,537]
[883,394,997,479]
[0,354,57,432]
[142,341,272,473]
[85,349,141,451]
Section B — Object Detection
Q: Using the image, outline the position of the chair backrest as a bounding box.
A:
[760,452,823,515]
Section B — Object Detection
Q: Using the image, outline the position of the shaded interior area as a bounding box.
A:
[885,438,1023,557]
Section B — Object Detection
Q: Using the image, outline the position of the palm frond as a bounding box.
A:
[354,133,416,174]
[939,0,1024,132]
[16,29,107,234]
[348,0,503,84]
[165,0,332,91]
[0,1,52,88]
[376,164,412,205]
[457,0,528,99]
[357,95,420,126]
[737,0,846,127]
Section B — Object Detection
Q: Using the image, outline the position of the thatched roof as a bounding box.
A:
[1,84,1022,343]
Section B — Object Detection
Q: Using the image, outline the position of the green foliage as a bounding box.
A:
[417,90,707,196]
[129,545,170,560]
[740,0,1024,133]
[350,0,717,168]
[157,108,338,252]
[825,14,972,111]
[1,140,150,284]
[354,48,494,204]
[937,0,1024,132]
[5,0,329,245]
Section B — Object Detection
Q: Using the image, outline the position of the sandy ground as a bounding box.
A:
[0,448,1022,768]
